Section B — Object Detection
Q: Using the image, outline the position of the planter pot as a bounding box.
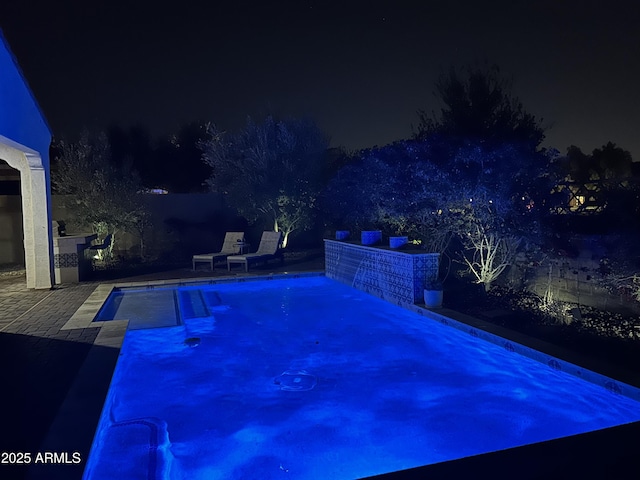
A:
[361,230,382,246]
[389,236,408,249]
[423,289,443,308]
[335,230,350,241]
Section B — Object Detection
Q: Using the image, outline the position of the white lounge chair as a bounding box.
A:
[227,231,283,272]
[192,231,245,271]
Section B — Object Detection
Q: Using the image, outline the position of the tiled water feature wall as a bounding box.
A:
[324,240,439,305]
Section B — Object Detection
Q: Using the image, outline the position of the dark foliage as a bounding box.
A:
[107,123,211,193]
[416,64,546,149]
[546,142,640,233]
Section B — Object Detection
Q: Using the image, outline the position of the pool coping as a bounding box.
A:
[406,304,640,401]
[60,271,327,330]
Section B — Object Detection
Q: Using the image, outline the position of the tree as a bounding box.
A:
[153,122,212,193]
[321,139,459,283]
[417,64,545,149]
[415,62,553,289]
[107,123,212,193]
[321,146,399,231]
[322,137,549,289]
[107,125,155,187]
[323,65,551,290]
[441,139,555,291]
[447,189,523,291]
[200,116,329,248]
[51,132,150,260]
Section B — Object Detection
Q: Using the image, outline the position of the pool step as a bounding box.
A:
[202,290,223,308]
[84,417,174,479]
[178,289,210,319]
[96,289,180,330]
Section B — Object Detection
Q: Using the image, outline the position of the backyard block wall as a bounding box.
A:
[504,235,640,315]
[51,193,230,255]
[324,239,439,305]
[0,193,231,266]
[526,260,640,315]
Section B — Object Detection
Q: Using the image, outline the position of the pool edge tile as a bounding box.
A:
[410,304,640,401]
[93,320,128,349]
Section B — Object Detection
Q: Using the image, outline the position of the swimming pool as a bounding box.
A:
[83,276,640,479]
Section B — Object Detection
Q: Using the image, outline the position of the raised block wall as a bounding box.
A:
[324,239,439,305]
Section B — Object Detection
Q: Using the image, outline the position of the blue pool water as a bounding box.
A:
[84,276,640,479]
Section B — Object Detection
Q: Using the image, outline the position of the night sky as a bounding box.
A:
[1,0,639,159]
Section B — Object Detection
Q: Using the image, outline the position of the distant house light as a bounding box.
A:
[567,194,587,212]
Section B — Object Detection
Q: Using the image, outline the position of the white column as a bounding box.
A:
[22,153,54,289]
[0,141,54,289]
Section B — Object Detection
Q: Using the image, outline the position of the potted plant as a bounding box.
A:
[361,230,382,246]
[423,275,444,308]
[389,235,408,249]
[335,230,350,241]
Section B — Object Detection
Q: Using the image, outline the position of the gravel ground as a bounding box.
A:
[0,264,25,277]
[449,285,640,374]
[576,306,640,341]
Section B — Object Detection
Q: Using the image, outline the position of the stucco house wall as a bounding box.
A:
[0,30,54,288]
